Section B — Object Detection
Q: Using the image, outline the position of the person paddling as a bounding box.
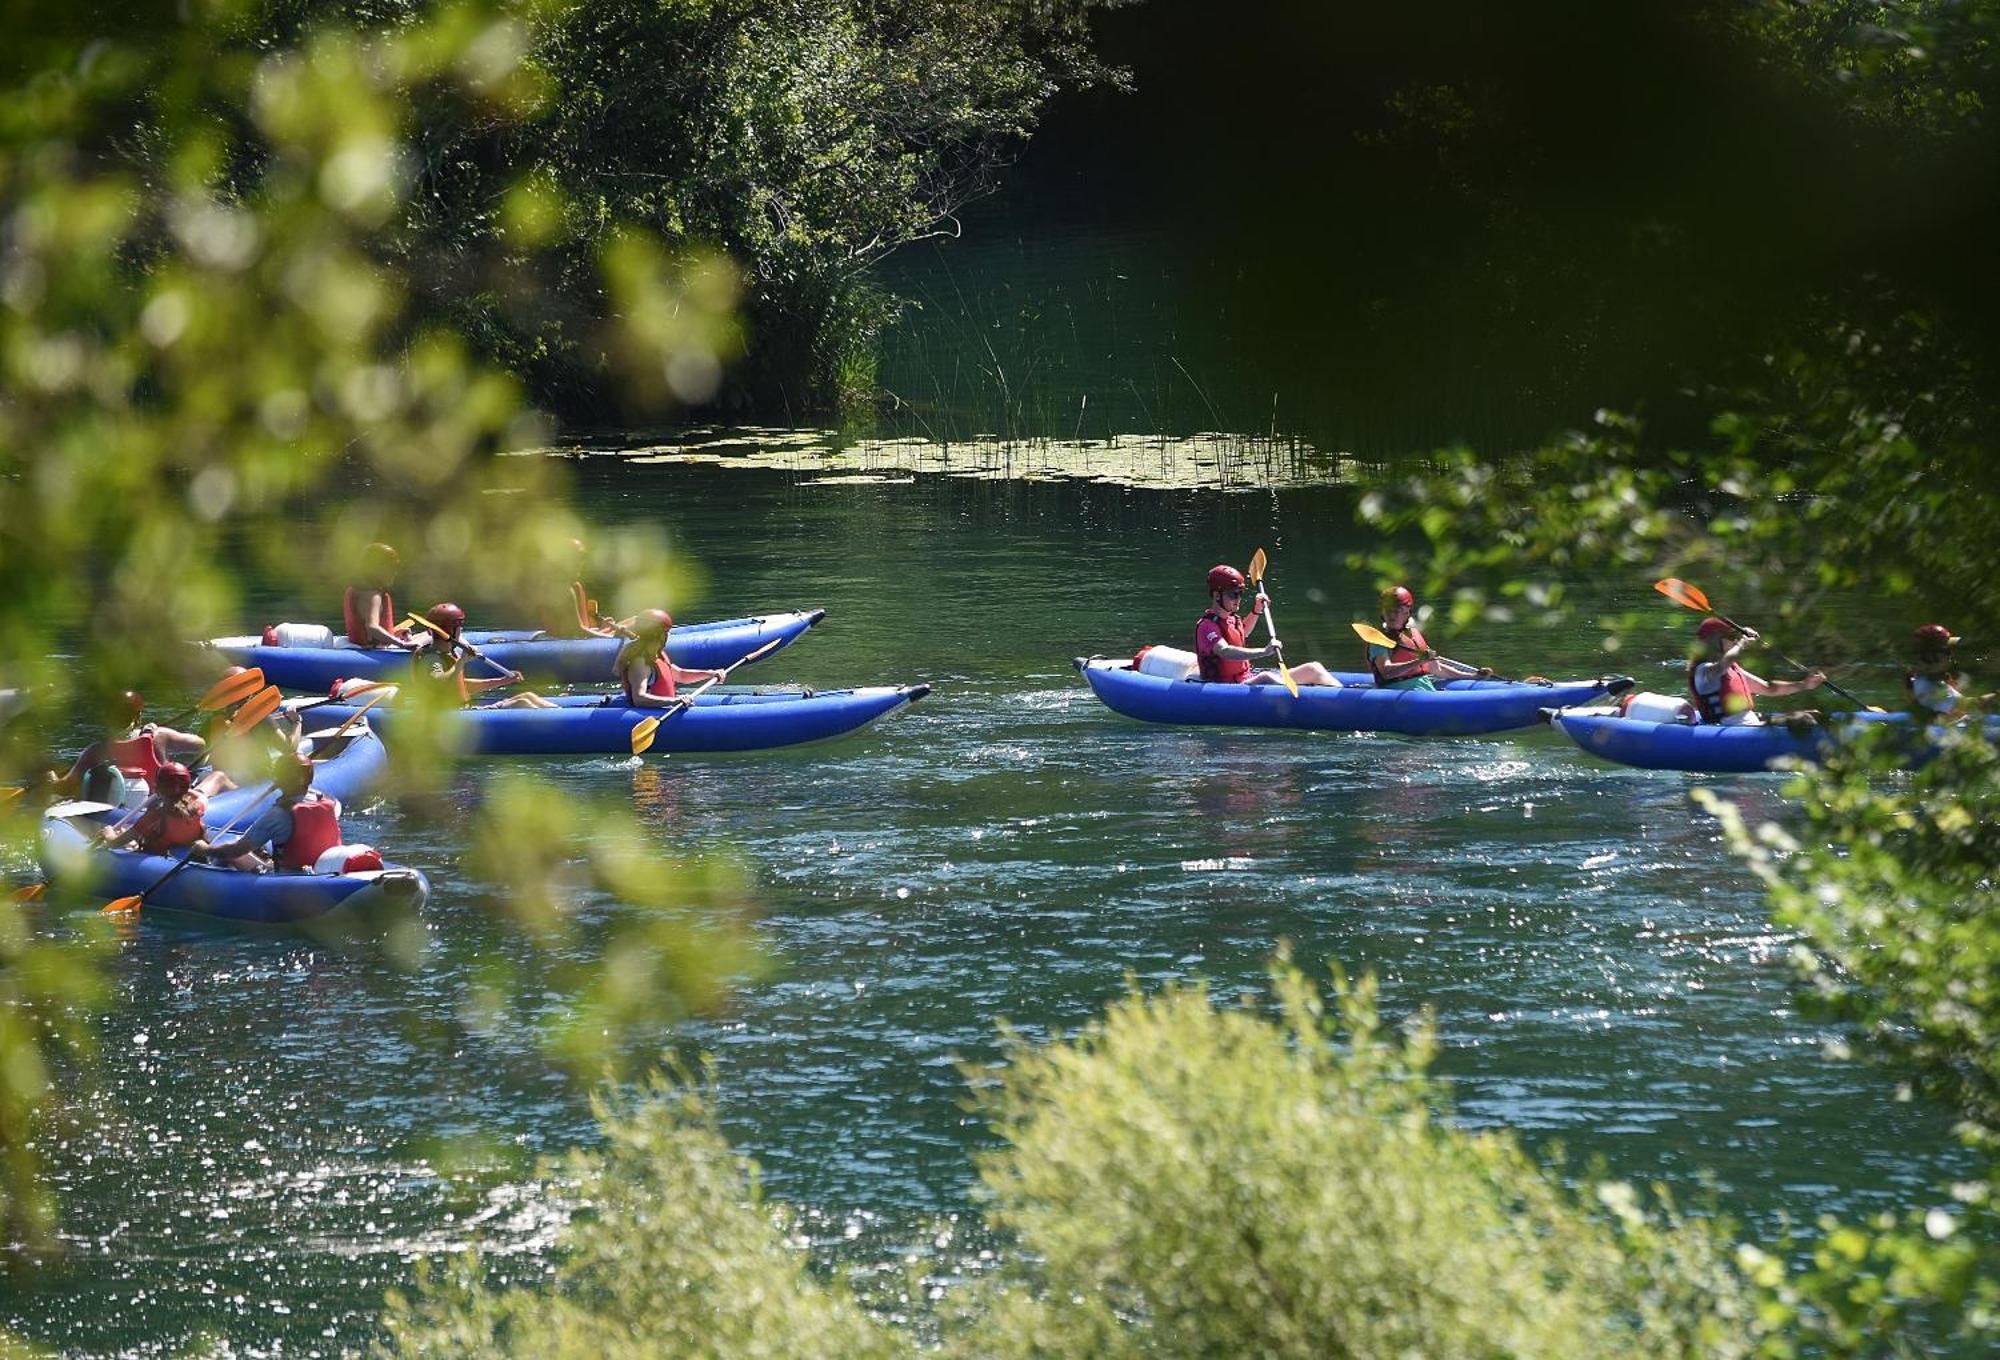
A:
[343,543,428,650]
[1688,616,1824,725]
[1368,586,1492,690]
[50,691,209,802]
[1906,623,1976,718]
[614,609,725,708]
[1194,566,1338,687]
[201,752,345,871]
[100,762,207,855]
[417,604,558,709]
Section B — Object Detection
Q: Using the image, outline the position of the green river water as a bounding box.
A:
[0,441,1971,1355]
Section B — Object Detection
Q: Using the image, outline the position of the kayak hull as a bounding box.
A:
[203,609,826,691]
[1549,709,1914,773]
[299,685,931,755]
[1075,659,1632,736]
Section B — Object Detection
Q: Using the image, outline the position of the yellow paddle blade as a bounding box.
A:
[629,716,661,755]
[1351,620,1398,649]
[1276,658,1300,698]
[100,893,142,915]
[1247,547,1267,585]
[226,685,283,736]
[403,612,450,639]
[200,667,266,710]
[0,786,22,803]
[1654,578,1709,612]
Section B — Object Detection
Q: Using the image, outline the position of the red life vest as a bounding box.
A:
[619,647,675,702]
[1194,609,1251,683]
[1688,661,1756,723]
[341,586,396,646]
[108,727,163,782]
[138,793,206,854]
[1379,623,1434,677]
[278,795,342,870]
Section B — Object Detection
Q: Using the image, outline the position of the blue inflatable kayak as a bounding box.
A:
[1076,658,1632,736]
[1547,707,1927,773]
[37,726,422,928]
[202,609,826,691]
[299,684,931,755]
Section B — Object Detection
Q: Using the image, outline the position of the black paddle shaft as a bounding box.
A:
[1712,612,1873,710]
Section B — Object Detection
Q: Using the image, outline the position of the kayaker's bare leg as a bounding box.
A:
[1249,662,1339,687]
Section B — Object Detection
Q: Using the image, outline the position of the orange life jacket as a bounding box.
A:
[1194,609,1251,683]
[342,586,396,646]
[137,793,207,854]
[1380,623,1435,677]
[278,795,342,870]
[618,645,675,702]
[108,727,163,783]
[1688,660,1756,723]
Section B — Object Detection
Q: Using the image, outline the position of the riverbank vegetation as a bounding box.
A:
[5,0,2000,1353]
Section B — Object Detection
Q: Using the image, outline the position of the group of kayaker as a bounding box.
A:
[1196,561,1977,724]
[1197,566,1493,690]
[67,539,727,870]
[336,542,719,713]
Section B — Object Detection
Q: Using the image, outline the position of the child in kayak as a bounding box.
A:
[1688,616,1824,725]
[614,609,726,707]
[50,691,210,802]
[344,543,429,650]
[202,752,336,871]
[1195,566,1339,687]
[416,604,559,709]
[100,762,206,855]
[1906,623,1978,718]
[1368,586,1493,691]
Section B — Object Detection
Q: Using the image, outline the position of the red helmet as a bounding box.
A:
[426,602,466,635]
[1914,623,1960,652]
[634,608,673,638]
[1207,565,1246,595]
[153,762,192,796]
[1380,585,1415,614]
[1696,617,1734,641]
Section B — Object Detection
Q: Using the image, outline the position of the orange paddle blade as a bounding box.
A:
[1248,547,1268,585]
[200,668,264,711]
[13,882,45,902]
[100,894,142,915]
[226,685,283,736]
[1654,578,1709,612]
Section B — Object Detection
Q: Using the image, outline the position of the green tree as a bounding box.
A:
[0,0,745,1250]
[246,0,1131,416]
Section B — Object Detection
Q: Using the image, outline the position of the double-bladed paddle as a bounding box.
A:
[162,667,265,727]
[1245,548,1299,698]
[1350,621,1522,684]
[628,637,786,755]
[403,613,519,681]
[101,691,387,915]
[99,786,277,915]
[1653,578,1883,713]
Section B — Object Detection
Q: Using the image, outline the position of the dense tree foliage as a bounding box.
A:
[0,0,752,1253]
[242,0,1130,417]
